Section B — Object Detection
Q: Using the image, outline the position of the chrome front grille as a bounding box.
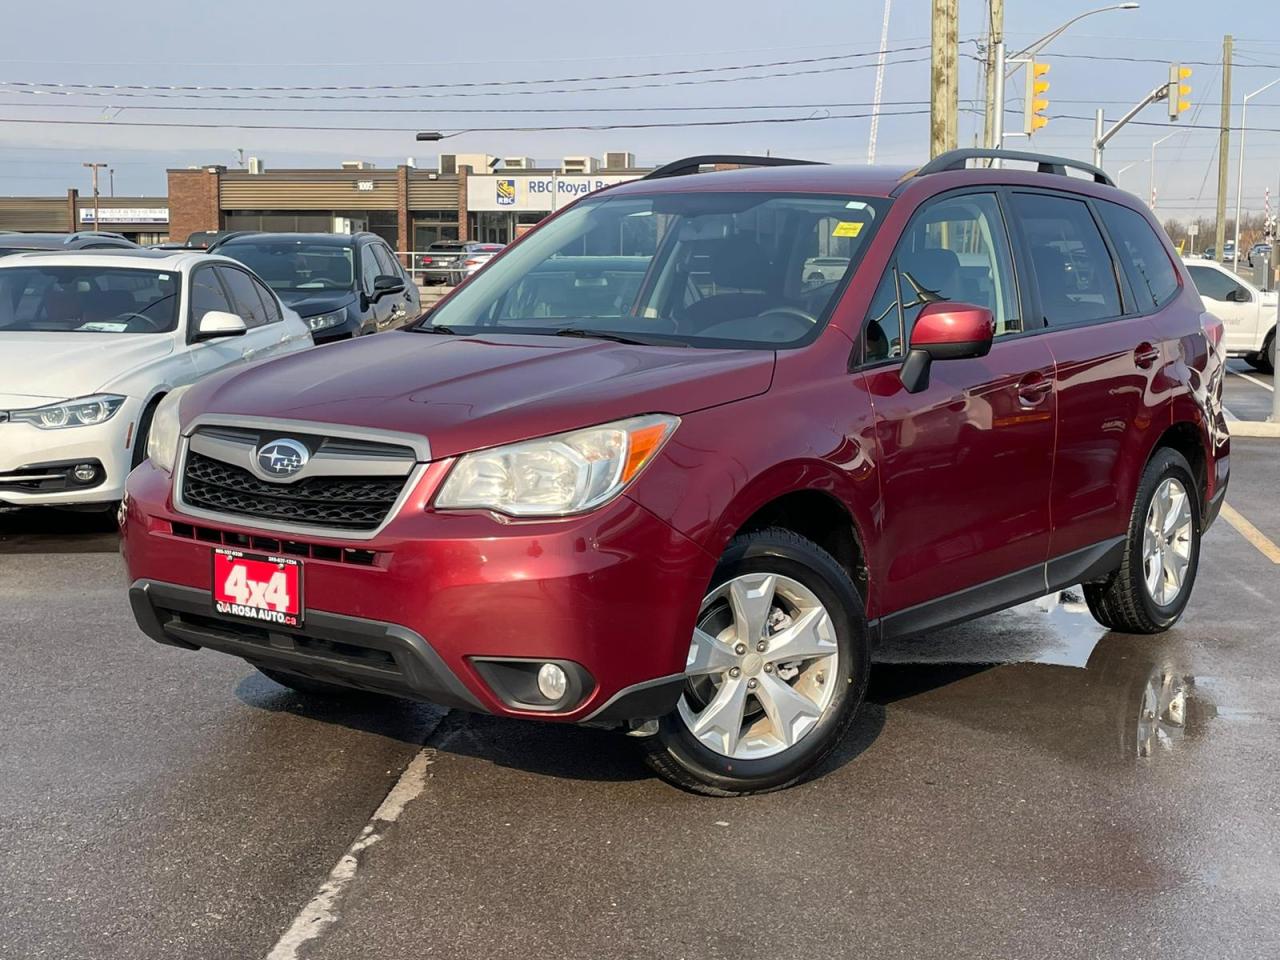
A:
[174,418,428,538]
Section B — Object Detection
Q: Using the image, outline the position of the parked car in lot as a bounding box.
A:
[1247,241,1272,267]
[121,149,1228,796]
[213,232,419,343]
[0,231,138,256]
[416,241,503,285]
[1184,258,1276,371]
[1200,241,1235,263]
[0,249,312,511]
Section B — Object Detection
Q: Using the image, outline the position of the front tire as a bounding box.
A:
[640,528,869,796]
[1084,448,1201,634]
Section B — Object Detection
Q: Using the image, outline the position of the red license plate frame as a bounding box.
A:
[212,548,304,628]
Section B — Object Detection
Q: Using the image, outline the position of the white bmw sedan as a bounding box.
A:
[0,249,312,510]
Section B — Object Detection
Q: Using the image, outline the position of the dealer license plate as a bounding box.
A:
[212,548,303,628]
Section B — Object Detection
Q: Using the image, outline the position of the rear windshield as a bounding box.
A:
[0,265,180,333]
[421,191,887,349]
[219,239,354,292]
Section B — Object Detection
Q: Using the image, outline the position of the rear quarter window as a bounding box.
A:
[1097,201,1180,311]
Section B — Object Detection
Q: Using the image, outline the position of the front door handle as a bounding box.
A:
[1016,373,1053,406]
[1134,342,1160,368]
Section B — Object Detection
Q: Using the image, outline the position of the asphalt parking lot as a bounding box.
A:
[2,441,1278,960]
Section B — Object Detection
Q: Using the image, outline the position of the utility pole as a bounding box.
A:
[930,0,958,158]
[984,0,1004,148]
[1214,35,1232,265]
[82,162,106,232]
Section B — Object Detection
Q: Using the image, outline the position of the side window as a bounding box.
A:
[216,266,268,328]
[248,274,282,323]
[371,242,398,279]
[1011,192,1123,325]
[862,192,1020,360]
[1097,201,1179,311]
[1187,265,1246,303]
[190,268,232,325]
[358,243,380,295]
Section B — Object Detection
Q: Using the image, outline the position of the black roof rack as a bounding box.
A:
[644,154,825,181]
[908,148,1114,188]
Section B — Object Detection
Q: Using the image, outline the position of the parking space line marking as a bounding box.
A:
[1227,368,1275,393]
[1220,503,1280,564]
[264,748,437,960]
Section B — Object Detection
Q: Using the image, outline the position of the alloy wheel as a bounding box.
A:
[677,573,839,761]
[1142,477,1194,606]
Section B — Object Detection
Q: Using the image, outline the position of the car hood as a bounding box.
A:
[187,331,775,459]
[275,290,356,316]
[0,332,173,405]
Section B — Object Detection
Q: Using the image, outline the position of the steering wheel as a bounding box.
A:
[114,311,165,333]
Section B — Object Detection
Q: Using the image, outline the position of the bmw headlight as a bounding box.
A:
[435,414,679,517]
[8,394,126,429]
[306,310,346,332]
[145,385,192,474]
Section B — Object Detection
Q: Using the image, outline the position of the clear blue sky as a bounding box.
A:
[1,0,1276,220]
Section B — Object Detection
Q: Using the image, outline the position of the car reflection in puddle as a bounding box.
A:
[872,588,1215,763]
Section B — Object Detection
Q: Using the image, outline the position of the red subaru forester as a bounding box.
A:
[122,150,1229,796]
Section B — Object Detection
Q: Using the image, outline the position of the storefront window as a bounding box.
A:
[413,211,460,252]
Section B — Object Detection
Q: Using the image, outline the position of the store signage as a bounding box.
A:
[79,207,169,224]
[468,174,639,212]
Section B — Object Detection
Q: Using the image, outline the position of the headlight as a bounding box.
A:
[145,385,192,474]
[8,394,125,429]
[306,310,346,332]
[435,414,679,517]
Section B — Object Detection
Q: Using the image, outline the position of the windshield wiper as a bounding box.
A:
[410,323,464,335]
[550,328,684,347]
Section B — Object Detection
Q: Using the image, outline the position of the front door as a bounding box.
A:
[860,191,1057,623]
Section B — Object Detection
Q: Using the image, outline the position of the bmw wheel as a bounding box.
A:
[640,527,869,796]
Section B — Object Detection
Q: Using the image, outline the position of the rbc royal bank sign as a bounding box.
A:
[468,174,639,212]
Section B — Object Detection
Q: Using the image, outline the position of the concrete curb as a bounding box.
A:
[1230,420,1280,439]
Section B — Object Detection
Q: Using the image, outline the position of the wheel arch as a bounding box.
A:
[1148,419,1208,509]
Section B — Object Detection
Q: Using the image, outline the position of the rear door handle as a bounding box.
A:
[1134,342,1160,368]
[1017,373,1053,406]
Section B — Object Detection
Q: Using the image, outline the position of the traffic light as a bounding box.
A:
[1168,64,1192,120]
[1024,60,1051,135]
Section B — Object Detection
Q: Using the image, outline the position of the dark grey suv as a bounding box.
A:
[0,231,138,256]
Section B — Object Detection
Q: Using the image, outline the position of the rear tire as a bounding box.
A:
[1249,329,1275,374]
[639,527,869,796]
[1084,448,1201,634]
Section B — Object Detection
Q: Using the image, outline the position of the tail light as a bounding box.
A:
[464,258,482,267]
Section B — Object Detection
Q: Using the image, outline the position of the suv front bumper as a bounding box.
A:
[120,461,713,724]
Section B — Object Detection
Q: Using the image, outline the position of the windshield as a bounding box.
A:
[219,239,354,292]
[0,265,180,334]
[422,191,887,348]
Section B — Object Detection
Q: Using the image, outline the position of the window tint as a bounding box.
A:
[1187,264,1246,303]
[1012,193,1122,325]
[216,266,268,328]
[190,268,232,323]
[1097,201,1179,310]
[371,243,398,278]
[248,274,282,323]
[862,192,1019,361]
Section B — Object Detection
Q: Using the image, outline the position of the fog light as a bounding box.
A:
[72,463,97,483]
[537,662,567,701]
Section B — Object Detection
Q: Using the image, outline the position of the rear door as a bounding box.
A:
[1013,191,1166,563]
[1185,262,1260,352]
[861,190,1057,623]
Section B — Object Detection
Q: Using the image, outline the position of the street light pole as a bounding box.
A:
[1234,77,1280,274]
[1150,133,1176,216]
[81,162,106,232]
[1005,3,1139,80]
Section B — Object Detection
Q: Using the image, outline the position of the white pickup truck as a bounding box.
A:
[1184,258,1277,372]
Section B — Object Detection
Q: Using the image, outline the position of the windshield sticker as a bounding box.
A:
[77,322,129,332]
[844,200,870,211]
[832,221,864,238]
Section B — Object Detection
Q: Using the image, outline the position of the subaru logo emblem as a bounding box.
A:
[256,438,309,479]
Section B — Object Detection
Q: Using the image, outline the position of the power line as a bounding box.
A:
[0,108,932,135]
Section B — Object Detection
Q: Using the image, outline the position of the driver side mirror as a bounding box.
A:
[1225,287,1250,303]
[194,310,247,341]
[899,301,995,394]
[372,274,406,300]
